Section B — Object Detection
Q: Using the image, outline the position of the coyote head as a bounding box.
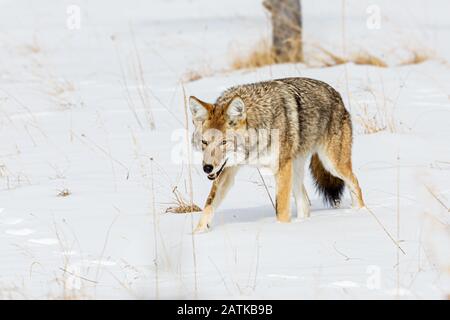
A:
[189,95,246,180]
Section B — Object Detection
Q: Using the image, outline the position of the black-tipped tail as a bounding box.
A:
[309,154,344,207]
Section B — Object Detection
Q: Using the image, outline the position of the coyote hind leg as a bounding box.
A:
[293,156,310,219]
[319,123,365,209]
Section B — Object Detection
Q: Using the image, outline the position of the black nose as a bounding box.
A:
[203,164,213,174]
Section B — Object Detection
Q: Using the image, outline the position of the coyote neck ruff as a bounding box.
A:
[189,77,365,233]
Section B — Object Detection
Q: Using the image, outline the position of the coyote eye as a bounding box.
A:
[221,140,227,145]
[201,140,208,146]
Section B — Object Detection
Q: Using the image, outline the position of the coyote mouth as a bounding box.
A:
[207,160,227,181]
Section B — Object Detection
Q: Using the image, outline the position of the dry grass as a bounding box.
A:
[230,40,277,70]
[21,39,81,110]
[112,29,155,130]
[424,184,450,213]
[229,40,431,71]
[22,35,41,54]
[0,282,27,299]
[183,42,432,82]
[314,47,347,67]
[181,40,280,82]
[422,184,450,298]
[149,158,159,299]
[130,26,155,130]
[47,222,92,300]
[47,79,75,96]
[57,188,71,197]
[0,164,6,178]
[181,84,199,296]
[354,85,397,134]
[230,42,390,70]
[165,186,202,214]
[399,50,433,66]
[352,51,388,68]
[46,78,78,109]
[182,66,215,82]
[355,103,393,134]
[30,61,79,110]
[314,47,388,68]
[179,36,434,82]
[182,70,205,82]
[0,164,32,190]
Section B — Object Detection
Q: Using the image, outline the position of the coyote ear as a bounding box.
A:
[227,97,245,121]
[189,96,212,122]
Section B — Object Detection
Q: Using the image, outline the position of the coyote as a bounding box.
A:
[189,77,365,233]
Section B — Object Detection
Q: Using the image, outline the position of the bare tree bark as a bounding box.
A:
[263,0,303,63]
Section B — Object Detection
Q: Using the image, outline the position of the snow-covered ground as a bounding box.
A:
[0,0,449,299]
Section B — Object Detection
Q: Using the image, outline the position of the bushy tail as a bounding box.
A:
[309,154,344,207]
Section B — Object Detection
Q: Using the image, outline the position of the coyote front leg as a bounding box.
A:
[194,166,238,233]
[275,159,293,223]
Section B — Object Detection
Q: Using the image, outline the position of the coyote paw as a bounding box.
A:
[276,215,291,223]
[351,203,366,210]
[295,216,310,222]
[332,199,341,209]
[193,222,211,234]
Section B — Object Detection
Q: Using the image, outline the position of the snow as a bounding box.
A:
[0,0,449,299]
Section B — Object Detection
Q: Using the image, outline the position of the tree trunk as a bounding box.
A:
[263,0,303,63]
